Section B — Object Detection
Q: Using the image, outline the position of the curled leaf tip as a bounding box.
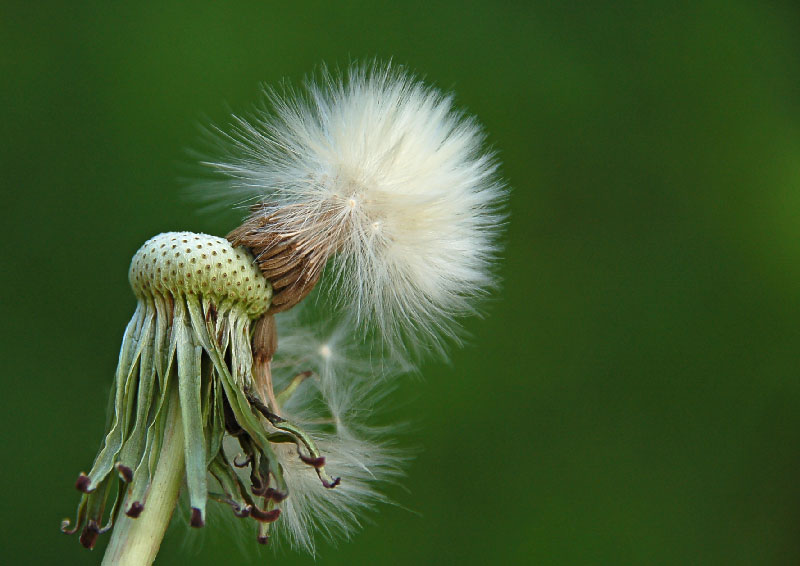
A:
[190,507,205,528]
[115,464,133,483]
[74,473,91,493]
[125,502,144,518]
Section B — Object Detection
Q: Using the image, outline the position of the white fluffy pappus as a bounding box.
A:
[177,307,406,555]
[201,62,507,359]
[265,310,408,553]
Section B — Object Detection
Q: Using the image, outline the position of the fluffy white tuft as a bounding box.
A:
[202,62,507,359]
[266,309,408,553]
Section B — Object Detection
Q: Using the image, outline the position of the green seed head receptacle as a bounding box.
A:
[129,232,271,317]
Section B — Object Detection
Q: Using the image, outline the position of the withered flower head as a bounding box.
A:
[62,232,341,549]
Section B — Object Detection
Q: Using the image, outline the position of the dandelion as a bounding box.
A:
[62,62,506,565]
[204,62,507,359]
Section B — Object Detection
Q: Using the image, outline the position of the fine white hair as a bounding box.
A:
[202,62,507,360]
[271,309,407,553]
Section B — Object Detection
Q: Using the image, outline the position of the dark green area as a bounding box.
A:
[3,1,800,564]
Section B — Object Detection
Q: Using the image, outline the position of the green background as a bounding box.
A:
[3,1,800,564]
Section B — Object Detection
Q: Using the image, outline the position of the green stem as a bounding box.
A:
[101,390,185,566]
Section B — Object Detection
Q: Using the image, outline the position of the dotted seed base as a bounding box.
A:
[128,232,272,317]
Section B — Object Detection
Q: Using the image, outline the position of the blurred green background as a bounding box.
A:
[3,1,800,564]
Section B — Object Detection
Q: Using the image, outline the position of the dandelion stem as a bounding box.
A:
[102,389,185,566]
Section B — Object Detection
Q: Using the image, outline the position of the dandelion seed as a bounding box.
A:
[266,310,406,552]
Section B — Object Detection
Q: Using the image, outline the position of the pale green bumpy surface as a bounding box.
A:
[128,232,272,318]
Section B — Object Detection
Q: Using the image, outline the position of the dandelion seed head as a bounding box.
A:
[202,62,507,361]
